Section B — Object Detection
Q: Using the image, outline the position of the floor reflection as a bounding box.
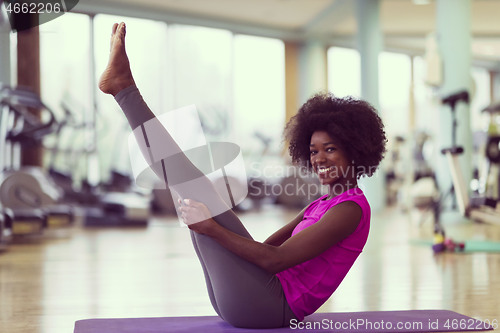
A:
[0,206,499,333]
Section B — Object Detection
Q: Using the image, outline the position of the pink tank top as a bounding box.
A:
[276,187,370,321]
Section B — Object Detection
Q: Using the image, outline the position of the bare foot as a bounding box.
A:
[98,22,135,96]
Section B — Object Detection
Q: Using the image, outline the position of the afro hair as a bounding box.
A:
[284,92,387,178]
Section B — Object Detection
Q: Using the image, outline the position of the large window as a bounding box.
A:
[168,25,232,142]
[470,67,491,132]
[38,15,285,188]
[94,15,168,184]
[233,34,285,156]
[379,52,412,140]
[327,47,361,98]
[328,48,413,160]
[412,56,440,134]
[40,13,91,185]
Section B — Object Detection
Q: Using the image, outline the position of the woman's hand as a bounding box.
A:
[178,199,217,234]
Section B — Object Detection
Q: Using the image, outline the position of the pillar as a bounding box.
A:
[284,40,328,160]
[356,0,386,212]
[284,42,300,125]
[298,39,328,105]
[436,0,472,199]
[16,14,42,166]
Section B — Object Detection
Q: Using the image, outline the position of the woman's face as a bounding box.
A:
[309,131,355,190]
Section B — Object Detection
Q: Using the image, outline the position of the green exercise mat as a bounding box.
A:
[411,239,500,253]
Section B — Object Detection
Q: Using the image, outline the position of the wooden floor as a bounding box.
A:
[0,204,499,333]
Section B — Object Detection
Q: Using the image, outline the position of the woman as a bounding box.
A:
[99,22,387,328]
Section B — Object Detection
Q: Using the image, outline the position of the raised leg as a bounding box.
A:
[98,22,296,328]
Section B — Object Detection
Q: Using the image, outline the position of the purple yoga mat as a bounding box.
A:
[74,310,494,333]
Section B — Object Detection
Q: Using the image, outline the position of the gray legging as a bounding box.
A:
[115,85,297,328]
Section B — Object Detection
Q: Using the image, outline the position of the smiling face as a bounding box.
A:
[309,131,356,194]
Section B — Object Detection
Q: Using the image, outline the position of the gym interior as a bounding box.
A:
[1,1,500,332]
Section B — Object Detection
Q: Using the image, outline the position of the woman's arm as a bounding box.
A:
[263,207,307,246]
[181,200,362,274]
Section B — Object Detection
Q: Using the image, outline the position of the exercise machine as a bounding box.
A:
[79,102,150,227]
[0,208,13,251]
[439,90,500,226]
[0,86,48,238]
[1,206,47,237]
[30,90,149,227]
[45,95,101,206]
[0,85,73,232]
[477,102,500,200]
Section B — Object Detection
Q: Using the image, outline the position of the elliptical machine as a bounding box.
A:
[0,86,48,237]
[45,95,100,206]
[42,94,150,227]
[0,85,73,233]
